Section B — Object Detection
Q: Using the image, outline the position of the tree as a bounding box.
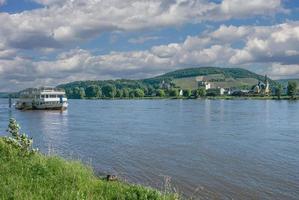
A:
[134,89,145,98]
[206,88,220,96]
[275,84,283,100]
[122,88,129,98]
[169,89,179,97]
[192,88,206,98]
[129,90,135,98]
[287,81,297,99]
[147,86,155,96]
[156,89,165,97]
[197,87,206,97]
[85,85,101,98]
[183,89,191,97]
[65,88,73,98]
[115,89,123,98]
[72,87,85,99]
[102,84,116,98]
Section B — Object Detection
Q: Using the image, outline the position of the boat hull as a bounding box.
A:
[16,101,68,110]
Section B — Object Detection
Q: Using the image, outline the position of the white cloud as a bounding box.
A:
[219,0,286,18]
[230,22,299,65]
[0,0,296,91]
[0,0,285,51]
[268,63,299,79]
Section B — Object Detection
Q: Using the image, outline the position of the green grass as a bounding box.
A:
[172,75,260,90]
[0,138,178,200]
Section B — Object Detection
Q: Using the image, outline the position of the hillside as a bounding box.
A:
[57,67,278,98]
[144,67,276,89]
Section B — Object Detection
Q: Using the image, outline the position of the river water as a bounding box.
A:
[0,99,298,199]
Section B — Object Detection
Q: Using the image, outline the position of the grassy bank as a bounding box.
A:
[0,137,178,200]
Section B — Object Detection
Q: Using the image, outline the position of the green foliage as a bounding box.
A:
[4,118,37,156]
[115,89,123,98]
[287,81,298,99]
[152,67,276,85]
[0,138,178,200]
[182,89,191,97]
[129,90,135,98]
[0,120,178,200]
[122,88,130,98]
[57,67,278,99]
[192,88,206,98]
[134,89,145,98]
[169,89,179,97]
[67,87,85,99]
[102,84,117,98]
[275,84,283,99]
[85,85,101,98]
[206,88,220,96]
[156,89,165,97]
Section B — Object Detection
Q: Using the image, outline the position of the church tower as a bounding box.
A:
[264,75,270,95]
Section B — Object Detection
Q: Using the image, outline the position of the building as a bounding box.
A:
[252,75,270,95]
[160,80,171,90]
[179,89,183,96]
[198,81,211,90]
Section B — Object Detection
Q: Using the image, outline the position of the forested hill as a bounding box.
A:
[144,67,276,85]
[57,67,277,99]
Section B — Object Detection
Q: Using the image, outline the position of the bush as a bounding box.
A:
[134,89,145,98]
[182,89,191,97]
[192,88,206,98]
[4,118,37,156]
[169,89,179,97]
[156,89,165,97]
[287,81,297,99]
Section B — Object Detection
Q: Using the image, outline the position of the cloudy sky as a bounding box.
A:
[0,0,299,91]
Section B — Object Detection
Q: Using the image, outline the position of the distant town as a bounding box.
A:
[1,67,299,100]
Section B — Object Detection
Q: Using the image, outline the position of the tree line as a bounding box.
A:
[64,84,208,99]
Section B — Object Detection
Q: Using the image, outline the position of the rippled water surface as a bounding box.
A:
[0,99,298,199]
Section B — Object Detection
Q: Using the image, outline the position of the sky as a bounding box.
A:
[0,0,299,91]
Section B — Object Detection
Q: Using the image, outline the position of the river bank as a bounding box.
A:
[0,136,178,200]
[68,95,297,100]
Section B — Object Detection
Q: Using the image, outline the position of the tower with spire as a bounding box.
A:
[264,75,270,95]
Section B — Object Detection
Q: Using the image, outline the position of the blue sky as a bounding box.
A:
[0,0,299,91]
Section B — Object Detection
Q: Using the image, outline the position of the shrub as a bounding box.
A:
[169,89,179,97]
[4,118,37,156]
[156,89,165,97]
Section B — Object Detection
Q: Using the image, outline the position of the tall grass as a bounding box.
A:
[0,122,178,200]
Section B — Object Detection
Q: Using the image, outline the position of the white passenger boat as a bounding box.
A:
[15,87,68,110]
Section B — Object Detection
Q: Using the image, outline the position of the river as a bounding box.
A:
[0,99,298,199]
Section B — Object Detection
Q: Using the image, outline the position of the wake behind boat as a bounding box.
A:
[15,87,68,110]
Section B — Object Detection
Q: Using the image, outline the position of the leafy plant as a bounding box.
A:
[287,81,298,99]
[5,118,38,155]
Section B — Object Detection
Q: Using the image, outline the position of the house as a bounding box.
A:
[220,88,225,95]
[198,81,211,90]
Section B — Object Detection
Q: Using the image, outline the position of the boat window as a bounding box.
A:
[50,95,56,98]
[46,95,49,98]
[41,95,45,98]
